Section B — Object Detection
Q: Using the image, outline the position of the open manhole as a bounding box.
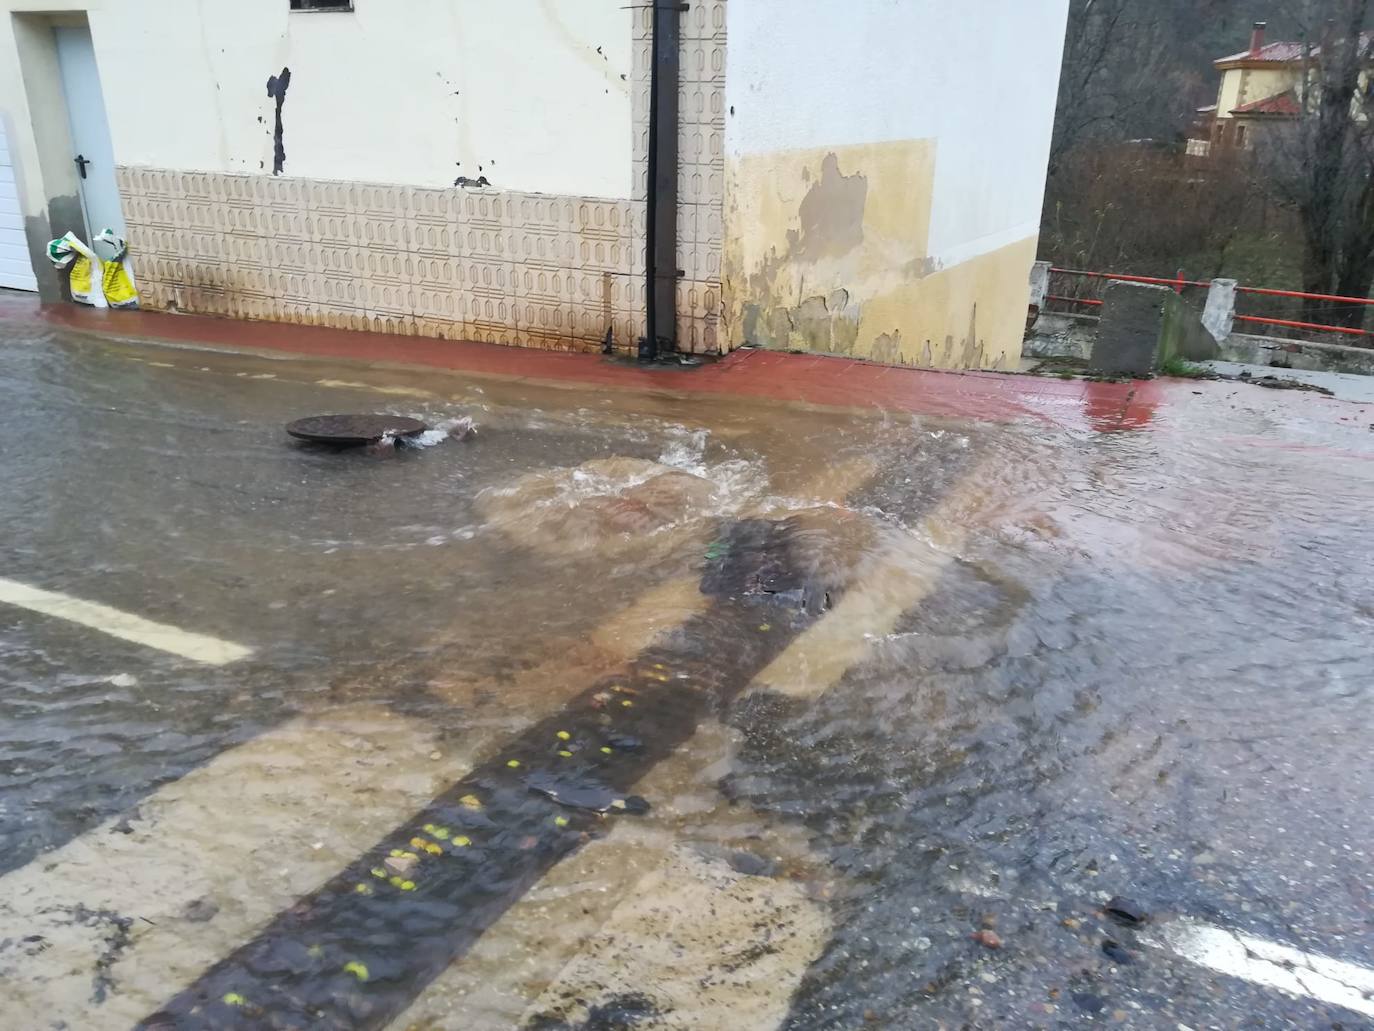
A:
[286,414,428,446]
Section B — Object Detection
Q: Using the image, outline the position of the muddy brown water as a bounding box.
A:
[0,323,1372,1029]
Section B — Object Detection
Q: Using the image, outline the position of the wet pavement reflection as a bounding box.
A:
[0,322,1372,1029]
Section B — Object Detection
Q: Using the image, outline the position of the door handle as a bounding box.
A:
[74,154,90,180]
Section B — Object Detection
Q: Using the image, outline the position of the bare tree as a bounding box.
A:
[1263,0,1374,326]
[1049,0,1162,171]
[1048,0,1247,173]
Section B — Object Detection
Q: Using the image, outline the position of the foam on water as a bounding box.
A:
[406,416,476,448]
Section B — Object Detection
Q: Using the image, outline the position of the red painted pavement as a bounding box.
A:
[0,294,1162,432]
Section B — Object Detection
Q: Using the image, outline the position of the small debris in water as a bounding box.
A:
[1101,939,1133,964]
[724,850,778,877]
[1072,992,1107,1013]
[1253,375,1335,395]
[1104,896,1148,927]
[971,929,1002,949]
[182,897,220,923]
[527,771,650,815]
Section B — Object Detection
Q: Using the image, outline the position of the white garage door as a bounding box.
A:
[0,120,38,292]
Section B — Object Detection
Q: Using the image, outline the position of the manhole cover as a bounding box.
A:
[286,414,428,446]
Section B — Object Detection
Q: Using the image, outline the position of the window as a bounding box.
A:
[1235,124,1247,149]
[290,0,353,11]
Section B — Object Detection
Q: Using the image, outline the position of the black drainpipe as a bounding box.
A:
[641,1,685,362]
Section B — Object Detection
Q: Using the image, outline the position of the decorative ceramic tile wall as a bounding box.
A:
[117,167,647,353]
[117,4,724,356]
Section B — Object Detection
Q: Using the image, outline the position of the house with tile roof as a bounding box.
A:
[1189,23,1305,156]
[1188,21,1374,158]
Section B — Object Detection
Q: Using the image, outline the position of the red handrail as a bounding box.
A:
[1236,285,1374,306]
[1233,314,1374,338]
[1046,267,1374,339]
[1049,267,1210,290]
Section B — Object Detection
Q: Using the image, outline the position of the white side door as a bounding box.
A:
[0,120,38,292]
[54,25,126,243]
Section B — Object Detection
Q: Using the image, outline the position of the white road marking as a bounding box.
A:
[1158,919,1374,1019]
[938,877,1374,1020]
[0,577,252,665]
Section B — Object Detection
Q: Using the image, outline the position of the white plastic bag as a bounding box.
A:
[47,231,107,308]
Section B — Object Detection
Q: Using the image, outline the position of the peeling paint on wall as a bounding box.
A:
[794,154,866,260]
[723,139,1036,370]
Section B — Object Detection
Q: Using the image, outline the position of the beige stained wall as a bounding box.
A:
[1217,65,1299,117]
[723,141,1037,371]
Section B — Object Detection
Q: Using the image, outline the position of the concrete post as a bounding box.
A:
[1202,278,1237,343]
[1028,260,1051,309]
[1092,280,1219,377]
[1091,281,1171,377]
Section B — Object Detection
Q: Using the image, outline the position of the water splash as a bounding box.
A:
[406,416,476,449]
[658,427,709,473]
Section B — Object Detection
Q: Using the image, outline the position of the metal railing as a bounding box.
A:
[1046,267,1374,342]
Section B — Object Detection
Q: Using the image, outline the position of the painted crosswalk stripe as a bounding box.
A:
[141,584,818,1029]
[0,577,253,665]
[0,706,479,1031]
[1158,919,1374,1019]
[519,845,828,1030]
[393,720,831,1030]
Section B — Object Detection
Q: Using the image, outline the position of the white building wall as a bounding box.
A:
[2,0,1067,367]
[90,0,632,199]
[722,0,1069,368]
[0,0,661,348]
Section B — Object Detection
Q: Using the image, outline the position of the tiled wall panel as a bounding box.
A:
[118,168,646,354]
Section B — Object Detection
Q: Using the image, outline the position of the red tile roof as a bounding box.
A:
[1231,92,1302,117]
[1217,31,1374,66]
[1217,41,1309,64]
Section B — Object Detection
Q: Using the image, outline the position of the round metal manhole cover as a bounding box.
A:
[286,414,428,446]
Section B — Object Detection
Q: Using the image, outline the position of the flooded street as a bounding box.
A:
[1,320,1372,1030]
